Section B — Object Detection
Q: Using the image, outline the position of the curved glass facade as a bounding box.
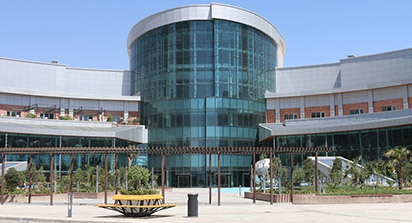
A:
[130,19,277,187]
[131,20,277,147]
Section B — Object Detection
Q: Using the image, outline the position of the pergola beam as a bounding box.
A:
[0,147,332,155]
[0,146,331,206]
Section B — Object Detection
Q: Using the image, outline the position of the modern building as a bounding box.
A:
[0,56,148,173]
[260,48,412,166]
[127,3,285,187]
[0,3,411,187]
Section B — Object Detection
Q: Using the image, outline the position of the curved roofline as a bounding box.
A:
[127,3,286,57]
[0,56,128,72]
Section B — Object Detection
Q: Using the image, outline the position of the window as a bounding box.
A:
[311,112,325,118]
[113,116,121,122]
[349,109,364,115]
[79,115,93,121]
[284,113,298,120]
[40,113,54,119]
[7,111,21,117]
[382,106,396,112]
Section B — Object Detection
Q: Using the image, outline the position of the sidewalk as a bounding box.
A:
[1,188,411,223]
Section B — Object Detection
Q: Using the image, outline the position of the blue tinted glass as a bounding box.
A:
[132,20,276,148]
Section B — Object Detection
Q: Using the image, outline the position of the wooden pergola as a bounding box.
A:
[0,146,331,205]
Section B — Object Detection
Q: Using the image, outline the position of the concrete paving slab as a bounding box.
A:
[0,188,411,223]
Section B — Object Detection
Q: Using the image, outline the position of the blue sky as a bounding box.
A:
[0,0,411,70]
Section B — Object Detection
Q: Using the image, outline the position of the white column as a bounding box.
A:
[329,94,335,117]
[274,99,280,123]
[367,90,374,113]
[299,97,305,119]
[402,85,409,109]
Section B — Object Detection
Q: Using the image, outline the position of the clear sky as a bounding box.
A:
[1,0,411,70]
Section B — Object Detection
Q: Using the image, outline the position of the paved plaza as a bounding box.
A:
[0,188,411,223]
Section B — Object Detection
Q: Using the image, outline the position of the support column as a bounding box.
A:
[290,153,294,204]
[368,90,374,113]
[275,99,281,123]
[104,152,108,204]
[270,151,273,205]
[217,152,221,206]
[300,97,305,119]
[402,85,409,109]
[208,152,212,205]
[69,154,74,193]
[1,154,5,205]
[329,94,335,117]
[114,153,119,194]
[315,152,319,194]
[49,153,54,206]
[161,152,165,204]
[253,151,256,204]
[28,155,33,203]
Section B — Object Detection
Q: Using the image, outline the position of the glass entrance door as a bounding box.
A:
[243,173,250,187]
[177,175,191,188]
[221,174,231,187]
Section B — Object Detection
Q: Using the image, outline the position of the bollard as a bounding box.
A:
[187,193,198,217]
[68,192,73,217]
[239,185,241,196]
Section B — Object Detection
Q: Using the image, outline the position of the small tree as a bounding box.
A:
[4,168,24,195]
[293,167,305,182]
[127,166,151,191]
[330,158,343,186]
[272,157,288,188]
[375,160,387,185]
[303,158,315,184]
[106,113,113,122]
[128,145,138,168]
[402,161,412,187]
[385,147,411,189]
[360,162,375,186]
[74,168,88,183]
[345,156,361,186]
[33,165,47,185]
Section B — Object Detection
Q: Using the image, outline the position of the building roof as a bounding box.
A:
[259,109,412,141]
[0,117,147,144]
[127,3,286,57]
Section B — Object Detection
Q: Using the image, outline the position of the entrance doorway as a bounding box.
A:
[177,174,190,187]
[220,174,231,187]
[243,173,250,187]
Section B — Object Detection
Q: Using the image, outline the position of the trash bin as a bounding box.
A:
[187,193,198,217]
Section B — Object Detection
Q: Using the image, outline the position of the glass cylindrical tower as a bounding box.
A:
[128,3,285,187]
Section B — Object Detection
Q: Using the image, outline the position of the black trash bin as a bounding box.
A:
[187,193,198,217]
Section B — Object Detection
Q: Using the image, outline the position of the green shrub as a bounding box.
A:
[322,185,412,195]
[330,158,343,186]
[119,188,157,195]
[132,118,139,123]
[59,115,72,120]
[5,168,24,195]
[25,113,36,118]
[106,113,113,122]
[127,166,151,190]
